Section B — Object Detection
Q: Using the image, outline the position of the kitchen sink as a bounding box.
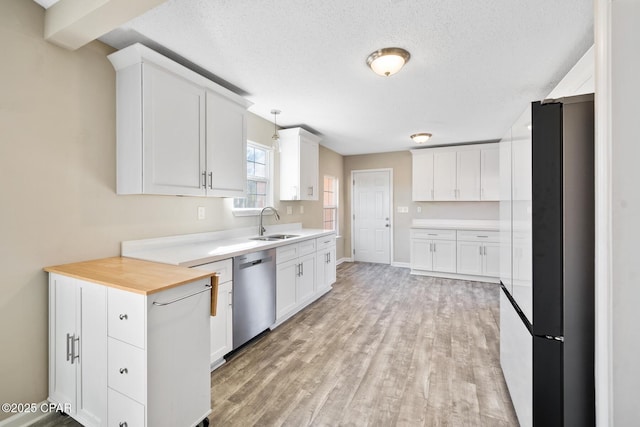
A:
[249,234,299,241]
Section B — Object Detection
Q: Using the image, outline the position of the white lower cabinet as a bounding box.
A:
[316,235,337,292]
[192,258,233,370]
[456,231,500,277]
[274,234,337,326]
[49,275,107,427]
[410,229,456,273]
[48,273,212,427]
[410,227,500,281]
[275,239,316,323]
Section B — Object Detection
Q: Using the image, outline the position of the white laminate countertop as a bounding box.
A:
[411,219,499,231]
[121,223,335,267]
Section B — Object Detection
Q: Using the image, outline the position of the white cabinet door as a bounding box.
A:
[49,275,107,426]
[299,138,319,200]
[49,276,77,412]
[210,280,233,364]
[411,150,434,201]
[432,240,456,273]
[457,149,481,200]
[205,90,247,197]
[276,259,298,319]
[142,63,206,196]
[481,145,500,200]
[410,239,433,271]
[297,253,316,304]
[433,150,457,200]
[483,242,501,277]
[457,241,484,276]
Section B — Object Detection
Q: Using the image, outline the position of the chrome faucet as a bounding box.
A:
[259,206,280,236]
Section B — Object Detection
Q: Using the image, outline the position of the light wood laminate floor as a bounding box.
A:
[208,262,518,426]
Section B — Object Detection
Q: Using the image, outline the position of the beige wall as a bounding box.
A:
[0,0,344,418]
[343,151,498,264]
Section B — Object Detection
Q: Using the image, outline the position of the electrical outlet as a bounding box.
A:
[299,205,304,214]
[287,206,293,215]
[417,206,422,213]
[197,206,206,220]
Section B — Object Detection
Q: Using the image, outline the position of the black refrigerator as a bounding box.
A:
[500,94,595,426]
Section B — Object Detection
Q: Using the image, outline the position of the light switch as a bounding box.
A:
[197,206,206,220]
[299,205,304,214]
[287,206,293,215]
[397,206,409,213]
[417,206,422,213]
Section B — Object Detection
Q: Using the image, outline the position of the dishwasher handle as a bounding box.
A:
[238,256,273,270]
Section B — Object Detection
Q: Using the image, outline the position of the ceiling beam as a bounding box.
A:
[44,0,167,50]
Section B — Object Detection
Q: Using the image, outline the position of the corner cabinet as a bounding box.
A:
[279,128,321,201]
[108,43,251,197]
[411,143,499,202]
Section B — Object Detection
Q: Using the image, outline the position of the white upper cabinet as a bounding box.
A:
[412,143,498,201]
[480,145,500,200]
[279,128,321,201]
[411,150,434,200]
[108,43,251,197]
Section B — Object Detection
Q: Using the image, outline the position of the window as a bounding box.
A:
[323,175,338,232]
[233,142,273,213]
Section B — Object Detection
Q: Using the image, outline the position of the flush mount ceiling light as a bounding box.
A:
[410,133,432,144]
[366,47,411,77]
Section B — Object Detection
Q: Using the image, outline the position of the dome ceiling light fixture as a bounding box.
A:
[410,133,432,144]
[366,47,411,77]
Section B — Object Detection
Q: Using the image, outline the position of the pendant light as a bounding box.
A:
[366,47,411,77]
[271,109,281,152]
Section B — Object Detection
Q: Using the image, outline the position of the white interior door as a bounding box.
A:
[353,170,391,264]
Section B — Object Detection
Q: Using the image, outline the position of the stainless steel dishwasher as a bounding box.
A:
[232,248,276,349]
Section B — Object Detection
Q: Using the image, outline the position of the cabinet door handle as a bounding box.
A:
[433,243,436,253]
[328,252,331,263]
[208,172,213,190]
[202,171,207,188]
[300,262,304,276]
[308,186,314,196]
[119,368,128,374]
[479,246,483,256]
[70,335,79,365]
[119,313,128,320]
[66,333,72,362]
[228,291,233,307]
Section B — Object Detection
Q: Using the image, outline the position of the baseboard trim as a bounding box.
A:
[391,261,410,269]
[336,257,352,265]
[0,401,49,427]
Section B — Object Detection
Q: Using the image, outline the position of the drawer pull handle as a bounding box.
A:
[152,284,212,307]
[119,422,128,427]
[119,314,128,320]
[477,235,489,238]
[119,368,128,374]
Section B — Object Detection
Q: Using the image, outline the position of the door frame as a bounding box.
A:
[350,168,394,264]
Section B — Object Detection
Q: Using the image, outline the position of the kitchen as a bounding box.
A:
[1,0,639,426]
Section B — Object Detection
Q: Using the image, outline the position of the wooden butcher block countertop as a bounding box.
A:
[44,256,214,295]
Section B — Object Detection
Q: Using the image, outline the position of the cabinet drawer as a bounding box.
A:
[108,338,146,404]
[298,239,316,256]
[276,243,299,264]
[108,388,145,427]
[108,288,145,349]
[411,229,456,240]
[192,258,232,283]
[457,230,499,242]
[316,234,336,251]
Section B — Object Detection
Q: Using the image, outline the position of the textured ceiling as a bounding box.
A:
[96,0,593,155]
